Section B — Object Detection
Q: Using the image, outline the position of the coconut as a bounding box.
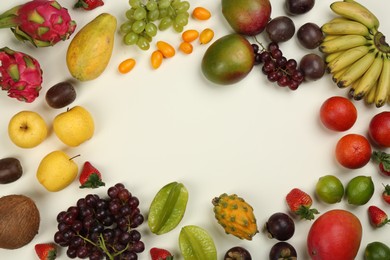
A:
[0,194,40,249]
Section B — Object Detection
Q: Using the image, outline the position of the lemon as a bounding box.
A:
[346,175,374,205]
[315,175,344,204]
[364,241,390,260]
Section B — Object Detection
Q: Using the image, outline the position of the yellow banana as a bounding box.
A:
[374,57,390,107]
[336,50,377,88]
[364,81,377,105]
[327,45,371,73]
[319,34,370,54]
[350,54,383,100]
[321,19,371,37]
[322,35,340,42]
[330,1,380,31]
[325,51,344,64]
[332,66,349,85]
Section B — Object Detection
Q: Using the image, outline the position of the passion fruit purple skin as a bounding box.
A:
[265,212,295,241]
[269,241,297,260]
[222,0,272,36]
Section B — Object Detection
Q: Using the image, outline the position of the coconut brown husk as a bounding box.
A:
[0,194,40,249]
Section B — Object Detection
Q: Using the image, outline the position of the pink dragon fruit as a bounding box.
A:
[0,47,43,102]
[0,0,76,47]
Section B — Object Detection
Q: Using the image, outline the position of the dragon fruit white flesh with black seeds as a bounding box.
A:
[0,0,76,47]
[0,47,43,102]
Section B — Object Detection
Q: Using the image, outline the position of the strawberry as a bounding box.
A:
[372,151,390,176]
[150,247,174,260]
[368,205,390,228]
[285,188,319,220]
[35,243,57,260]
[74,0,104,10]
[382,184,390,205]
[79,161,105,189]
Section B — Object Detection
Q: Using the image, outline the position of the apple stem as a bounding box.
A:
[69,154,81,161]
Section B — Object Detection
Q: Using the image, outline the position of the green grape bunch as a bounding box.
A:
[120,0,191,50]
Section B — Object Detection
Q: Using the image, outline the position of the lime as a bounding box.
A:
[179,225,217,260]
[315,175,344,204]
[365,241,390,260]
[345,175,374,205]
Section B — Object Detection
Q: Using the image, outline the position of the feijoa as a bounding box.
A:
[179,225,217,260]
[148,182,188,234]
[45,81,76,108]
[0,157,23,184]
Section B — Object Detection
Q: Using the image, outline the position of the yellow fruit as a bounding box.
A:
[53,106,95,147]
[212,193,258,240]
[8,110,48,148]
[36,151,78,192]
[66,13,117,81]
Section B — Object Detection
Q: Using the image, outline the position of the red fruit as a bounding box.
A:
[372,151,390,176]
[368,111,390,148]
[319,96,357,132]
[222,0,272,36]
[79,161,105,189]
[35,243,57,260]
[335,133,372,169]
[382,184,390,204]
[368,205,390,228]
[74,0,104,10]
[150,247,174,260]
[285,188,319,220]
[307,209,362,260]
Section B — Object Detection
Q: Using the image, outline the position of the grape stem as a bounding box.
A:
[252,36,266,52]
[77,232,130,259]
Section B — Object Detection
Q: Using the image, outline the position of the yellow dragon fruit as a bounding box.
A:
[0,47,42,102]
[212,193,258,240]
[0,0,76,47]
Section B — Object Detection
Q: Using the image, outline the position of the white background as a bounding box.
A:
[0,0,389,259]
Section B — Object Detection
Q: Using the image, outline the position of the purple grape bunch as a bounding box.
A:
[54,183,145,260]
[252,42,305,90]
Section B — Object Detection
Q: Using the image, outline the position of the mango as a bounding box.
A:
[66,13,117,81]
[201,33,254,85]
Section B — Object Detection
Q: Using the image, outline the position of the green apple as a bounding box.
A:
[36,150,78,192]
[8,110,48,148]
[53,105,95,147]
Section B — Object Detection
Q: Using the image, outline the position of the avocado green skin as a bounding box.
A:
[201,34,255,85]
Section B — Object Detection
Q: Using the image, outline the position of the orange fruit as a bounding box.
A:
[335,133,372,169]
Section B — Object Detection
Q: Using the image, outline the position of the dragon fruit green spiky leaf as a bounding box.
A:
[0,47,43,102]
[0,0,76,47]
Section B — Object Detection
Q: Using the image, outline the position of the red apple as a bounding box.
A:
[368,111,390,148]
[222,0,272,36]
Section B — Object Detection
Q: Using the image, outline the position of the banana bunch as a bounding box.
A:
[320,0,390,107]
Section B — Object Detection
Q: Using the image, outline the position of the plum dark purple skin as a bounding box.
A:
[297,22,324,49]
[224,246,252,260]
[269,241,297,260]
[0,157,23,184]
[45,81,77,109]
[265,16,295,43]
[299,53,326,81]
[265,212,295,241]
[285,0,315,15]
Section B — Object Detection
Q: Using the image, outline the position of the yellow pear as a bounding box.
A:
[8,110,48,148]
[53,106,95,147]
[36,150,78,192]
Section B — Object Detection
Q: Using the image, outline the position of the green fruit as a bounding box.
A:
[315,175,344,204]
[345,175,374,205]
[148,182,188,234]
[365,241,390,260]
[179,225,217,260]
[201,33,254,85]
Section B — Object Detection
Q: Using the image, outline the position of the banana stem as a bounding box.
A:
[373,31,390,54]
